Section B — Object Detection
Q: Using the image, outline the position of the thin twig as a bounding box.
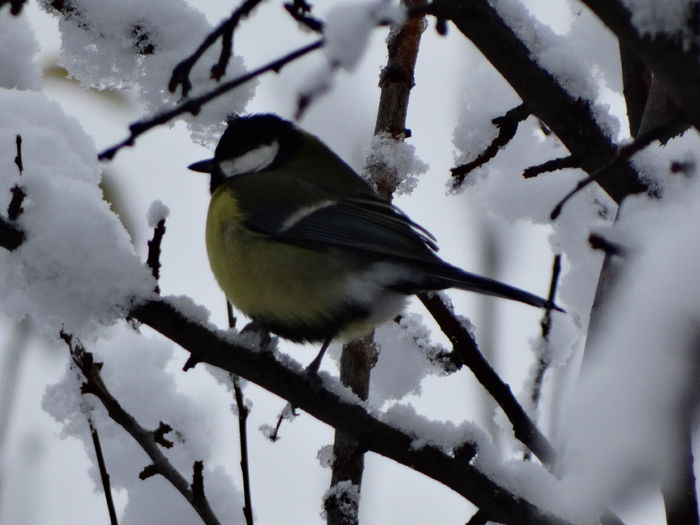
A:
[0,216,24,250]
[550,116,686,220]
[87,417,120,525]
[146,218,166,294]
[60,332,222,525]
[418,293,557,468]
[524,255,562,462]
[8,135,26,222]
[588,233,626,257]
[13,134,23,173]
[62,332,119,525]
[226,300,254,525]
[232,375,254,525]
[99,39,323,161]
[451,104,530,189]
[522,155,577,179]
[283,0,324,32]
[0,0,27,15]
[169,0,266,96]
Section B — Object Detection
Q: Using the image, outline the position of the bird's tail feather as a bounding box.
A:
[423,263,563,312]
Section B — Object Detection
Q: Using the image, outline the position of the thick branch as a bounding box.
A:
[579,0,700,131]
[427,0,648,204]
[131,298,573,525]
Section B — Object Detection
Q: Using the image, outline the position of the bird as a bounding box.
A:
[189,114,561,372]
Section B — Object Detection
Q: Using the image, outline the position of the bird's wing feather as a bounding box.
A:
[245,194,440,263]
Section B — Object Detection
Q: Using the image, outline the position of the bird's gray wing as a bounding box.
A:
[245,194,440,264]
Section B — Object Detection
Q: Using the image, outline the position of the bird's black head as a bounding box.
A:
[188,114,303,194]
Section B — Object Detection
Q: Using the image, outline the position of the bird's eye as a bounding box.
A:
[219,141,279,178]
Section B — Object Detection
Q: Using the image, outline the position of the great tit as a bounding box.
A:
[189,114,560,371]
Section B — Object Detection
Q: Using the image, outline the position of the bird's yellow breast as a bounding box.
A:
[206,185,362,338]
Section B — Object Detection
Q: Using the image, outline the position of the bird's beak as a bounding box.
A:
[187,158,216,173]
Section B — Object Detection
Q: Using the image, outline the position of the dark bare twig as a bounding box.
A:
[87,417,120,525]
[224,301,254,525]
[589,233,626,257]
[99,39,323,161]
[283,0,324,32]
[153,421,174,448]
[418,293,557,468]
[60,331,222,525]
[522,155,577,179]
[169,0,266,96]
[524,255,561,462]
[62,332,119,525]
[0,0,26,15]
[210,24,234,82]
[0,216,24,250]
[146,218,166,294]
[13,134,23,173]
[8,135,26,222]
[550,116,686,220]
[434,17,447,35]
[191,460,206,508]
[451,104,530,189]
[232,375,254,525]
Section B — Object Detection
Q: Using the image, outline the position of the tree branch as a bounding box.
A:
[418,293,557,468]
[451,104,530,189]
[168,0,265,96]
[550,115,686,220]
[87,417,119,525]
[232,375,254,525]
[131,298,574,525]
[579,0,700,131]
[61,331,222,525]
[98,39,323,161]
[427,0,648,204]
[0,216,25,251]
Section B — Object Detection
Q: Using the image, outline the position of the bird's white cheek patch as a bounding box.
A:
[219,140,279,177]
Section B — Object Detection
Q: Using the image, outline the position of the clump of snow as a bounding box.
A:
[322,481,359,522]
[163,294,212,326]
[37,0,255,145]
[147,199,169,228]
[324,1,405,71]
[43,323,245,524]
[317,444,335,468]
[0,89,154,338]
[362,132,428,196]
[493,0,595,99]
[0,12,41,90]
[491,0,619,137]
[621,0,697,41]
[382,403,489,454]
[371,313,449,405]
